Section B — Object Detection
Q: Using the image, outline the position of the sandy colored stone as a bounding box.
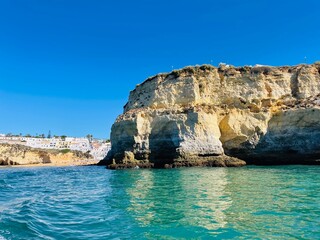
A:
[101,63,320,167]
[0,143,95,166]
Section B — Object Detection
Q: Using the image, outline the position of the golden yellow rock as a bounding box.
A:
[101,63,320,167]
[0,144,94,166]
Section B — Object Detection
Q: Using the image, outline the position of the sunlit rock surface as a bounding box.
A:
[100,63,320,167]
[0,143,93,166]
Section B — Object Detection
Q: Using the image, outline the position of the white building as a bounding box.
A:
[0,135,91,152]
[90,142,111,160]
[0,135,111,159]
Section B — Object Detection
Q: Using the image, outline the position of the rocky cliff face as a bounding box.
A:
[0,144,93,166]
[101,63,320,168]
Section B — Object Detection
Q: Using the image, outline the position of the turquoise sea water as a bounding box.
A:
[0,166,319,239]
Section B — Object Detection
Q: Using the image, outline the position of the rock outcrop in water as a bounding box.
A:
[100,63,320,168]
[0,143,94,166]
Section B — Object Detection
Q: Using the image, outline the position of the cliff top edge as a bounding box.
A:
[132,62,320,92]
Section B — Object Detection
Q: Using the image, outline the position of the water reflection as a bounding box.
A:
[126,170,156,225]
[122,166,320,239]
[179,168,231,230]
[125,168,231,232]
[223,167,320,239]
[1,166,319,239]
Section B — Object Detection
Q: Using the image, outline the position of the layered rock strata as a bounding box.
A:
[0,143,94,166]
[101,63,320,168]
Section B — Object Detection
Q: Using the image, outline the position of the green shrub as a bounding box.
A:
[59,149,71,154]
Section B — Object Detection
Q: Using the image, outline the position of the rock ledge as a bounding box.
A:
[100,63,320,168]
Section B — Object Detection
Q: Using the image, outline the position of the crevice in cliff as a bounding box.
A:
[290,68,301,98]
[198,153,220,157]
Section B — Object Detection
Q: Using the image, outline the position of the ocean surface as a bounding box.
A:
[0,165,319,240]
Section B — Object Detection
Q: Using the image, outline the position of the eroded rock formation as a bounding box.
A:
[101,63,320,168]
[0,143,94,166]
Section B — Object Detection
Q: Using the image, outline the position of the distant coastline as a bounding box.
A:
[0,142,102,167]
[0,134,111,161]
[0,161,97,168]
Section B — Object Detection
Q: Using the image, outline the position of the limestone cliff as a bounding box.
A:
[0,143,94,166]
[101,63,320,168]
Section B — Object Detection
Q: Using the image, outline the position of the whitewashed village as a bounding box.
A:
[0,133,111,160]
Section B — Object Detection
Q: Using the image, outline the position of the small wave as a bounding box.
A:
[1,166,319,239]
[0,179,12,189]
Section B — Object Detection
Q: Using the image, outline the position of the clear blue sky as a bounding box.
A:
[1,0,319,138]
